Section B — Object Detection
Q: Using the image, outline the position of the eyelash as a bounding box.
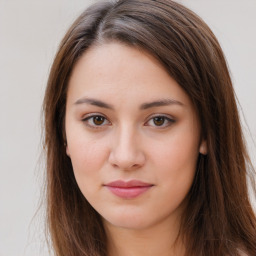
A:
[82,114,111,129]
[145,115,175,128]
[82,114,175,129]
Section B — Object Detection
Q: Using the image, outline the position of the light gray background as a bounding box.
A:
[0,1,255,255]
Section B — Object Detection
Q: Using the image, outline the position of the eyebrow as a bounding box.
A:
[74,98,114,109]
[140,99,184,110]
[74,97,184,110]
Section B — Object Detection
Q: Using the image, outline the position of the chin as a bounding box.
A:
[101,210,157,230]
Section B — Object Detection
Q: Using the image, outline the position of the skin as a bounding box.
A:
[65,42,207,256]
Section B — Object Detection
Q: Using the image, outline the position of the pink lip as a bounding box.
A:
[104,180,153,199]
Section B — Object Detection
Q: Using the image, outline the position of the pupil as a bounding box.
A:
[154,117,164,126]
[94,116,104,125]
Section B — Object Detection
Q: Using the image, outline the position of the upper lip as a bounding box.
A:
[104,180,153,188]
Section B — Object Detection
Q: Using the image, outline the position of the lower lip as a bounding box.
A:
[106,186,152,199]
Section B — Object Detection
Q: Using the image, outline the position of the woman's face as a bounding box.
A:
[65,42,207,230]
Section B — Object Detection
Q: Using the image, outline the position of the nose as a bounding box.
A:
[108,125,146,170]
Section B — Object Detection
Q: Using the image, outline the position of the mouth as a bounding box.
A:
[104,180,154,199]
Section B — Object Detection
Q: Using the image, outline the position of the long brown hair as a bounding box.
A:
[43,0,256,255]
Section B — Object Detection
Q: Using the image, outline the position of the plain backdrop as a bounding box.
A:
[0,0,255,255]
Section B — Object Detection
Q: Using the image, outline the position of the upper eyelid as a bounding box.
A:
[144,114,176,127]
[82,113,110,122]
[82,112,108,120]
[82,114,111,129]
[146,113,175,121]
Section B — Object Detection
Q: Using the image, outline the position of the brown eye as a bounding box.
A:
[145,115,175,128]
[93,116,105,125]
[82,114,110,129]
[153,117,165,126]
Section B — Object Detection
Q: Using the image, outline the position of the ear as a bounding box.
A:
[199,139,208,155]
[65,142,70,157]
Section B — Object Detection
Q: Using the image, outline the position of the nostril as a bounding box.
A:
[108,150,145,170]
[108,132,146,170]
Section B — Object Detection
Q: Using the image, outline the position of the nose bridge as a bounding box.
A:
[109,122,145,169]
[117,123,136,154]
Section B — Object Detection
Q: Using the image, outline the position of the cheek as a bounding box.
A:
[67,137,109,187]
[151,140,198,212]
[151,133,199,170]
[149,128,199,190]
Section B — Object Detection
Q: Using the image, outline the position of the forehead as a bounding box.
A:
[67,42,192,107]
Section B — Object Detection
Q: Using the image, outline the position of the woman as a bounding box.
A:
[43,0,256,255]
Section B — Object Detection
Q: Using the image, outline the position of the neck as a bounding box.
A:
[104,217,185,256]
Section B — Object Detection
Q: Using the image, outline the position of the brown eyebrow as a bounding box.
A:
[74,98,114,109]
[139,99,184,110]
[74,97,184,110]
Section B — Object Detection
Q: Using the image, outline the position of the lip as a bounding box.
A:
[104,180,153,199]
